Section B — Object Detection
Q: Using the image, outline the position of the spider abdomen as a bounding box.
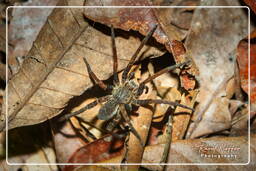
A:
[98,99,119,120]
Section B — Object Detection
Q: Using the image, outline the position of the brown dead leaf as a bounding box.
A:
[191,96,232,138]
[243,0,256,14]
[53,121,87,165]
[147,61,180,122]
[83,0,198,90]
[155,135,251,170]
[172,91,197,141]
[65,134,253,170]
[1,122,57,170]
[237,29,256,113]
[166,0,199,30]
[226,77,236,99]
[8,0,59,75]
[185,0,248,138]
[3,0,89,130]
[84,0,185,42]
[230,106,249,136]
[3,0,164,130]
[20,147,58,171]
[64,134,124,171]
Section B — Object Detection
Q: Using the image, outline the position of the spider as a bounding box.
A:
[60,25,193,146]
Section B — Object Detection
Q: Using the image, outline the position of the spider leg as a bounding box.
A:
[83,57,111,90]
[106,112,122,132]
[111,25,119,85]
[136,83,146,97]
[59,95,111,121]
[145,60,191,85]
[133,99,194,111]
[121,25,158,83]
[75,115,126,141]
[136,60,191,96]
[119,104,144,146]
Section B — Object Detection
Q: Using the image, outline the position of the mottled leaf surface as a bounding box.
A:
[185,0,248,138]
[3,0,163,130]
[63,134,253,170]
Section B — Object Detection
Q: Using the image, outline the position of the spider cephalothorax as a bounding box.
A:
[60,25,193,146]
[112,80,138,104]
[97,80,138,120]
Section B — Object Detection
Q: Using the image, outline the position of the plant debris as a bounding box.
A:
[0,0,254,170]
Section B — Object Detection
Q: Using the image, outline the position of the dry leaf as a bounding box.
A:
[64,134,124,171]
[20,147,58,171]
[237,29,256,113]
[53,121,87,165]
[3,0,89,130]
[84,0,185,41]
[243,0,256,14]
[3,0,163,130]
[1,122,57,170]
[4,0,252,169]
[185,0,248,138]
[8,0,59,75]
[83,0,198,90]
[172,91,197,140]
[64,134,254,170]
[230,106,249,136]
[147,61,181,122]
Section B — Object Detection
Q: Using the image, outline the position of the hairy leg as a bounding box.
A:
[83,57,111,90]
[119,104,144,146]
[141,60,191,85]
[75,115,126,139]
[133,99,194,111]
[59,95,111,121]
[122,25,158,83]
[136,60,191,95]
[111,25,119,85]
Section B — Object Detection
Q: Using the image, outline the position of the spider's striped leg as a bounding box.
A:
[119,104,144,147]
[121,25,158,83]
[111,25,119,85]
[59,95,111,121]
[83,57,112,91]
[132,99,194,111]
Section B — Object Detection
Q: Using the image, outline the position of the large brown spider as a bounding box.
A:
[60,25,193,146]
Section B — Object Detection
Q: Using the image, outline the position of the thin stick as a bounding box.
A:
[160,113,173,165]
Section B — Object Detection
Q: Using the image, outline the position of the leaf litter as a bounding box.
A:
[0,0,254,170]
